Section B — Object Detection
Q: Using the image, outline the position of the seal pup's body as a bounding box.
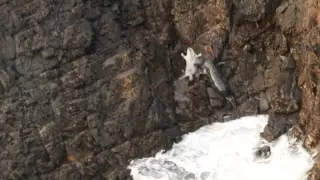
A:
[180,47,236,107]
[180,47,203,81]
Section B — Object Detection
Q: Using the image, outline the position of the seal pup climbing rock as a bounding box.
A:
[179,47,236,107]
[179,47,203,81]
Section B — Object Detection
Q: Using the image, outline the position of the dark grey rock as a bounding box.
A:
[233,0,282,24]
[0,35,15,60]
[276,2,299,35]
[185,173,196,180]
[258,94,269,112]
[62,19,93,50]
[255,146,271,158]
[263,113,298,142]
[201,172,210,180]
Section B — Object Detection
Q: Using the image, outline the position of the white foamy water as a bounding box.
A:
[128,115,314,180]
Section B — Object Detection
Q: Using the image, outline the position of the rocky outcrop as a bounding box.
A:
[255,145,271,159]
[0,0,318,179]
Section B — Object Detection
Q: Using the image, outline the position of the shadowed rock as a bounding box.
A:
[255,146,271,159]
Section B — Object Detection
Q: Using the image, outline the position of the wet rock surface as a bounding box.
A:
[255,145,271,159]
[0,0,318,179]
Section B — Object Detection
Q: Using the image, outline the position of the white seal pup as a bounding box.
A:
[180,47,236,107]
[179,47,203,81]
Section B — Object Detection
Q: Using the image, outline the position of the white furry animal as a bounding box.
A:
[179,47,227,91]
[179,47,236,107]
[180,47,203,81]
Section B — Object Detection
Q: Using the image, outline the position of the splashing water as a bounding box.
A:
[128,115,314,180]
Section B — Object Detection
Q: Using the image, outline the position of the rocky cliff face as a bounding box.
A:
[0,0,319,179]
